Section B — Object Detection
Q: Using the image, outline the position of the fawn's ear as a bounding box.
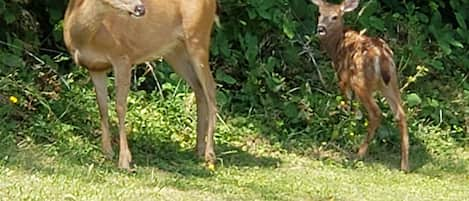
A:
[310,0,324,6]
[341,0,359,12]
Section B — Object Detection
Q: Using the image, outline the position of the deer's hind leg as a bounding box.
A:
[382,78,409,171]
[178,1,218,166]
[350,79,382,158]
[165,44,216,165]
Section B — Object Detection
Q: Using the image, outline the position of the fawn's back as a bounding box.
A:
[336,29,395,91]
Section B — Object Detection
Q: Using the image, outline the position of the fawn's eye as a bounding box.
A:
[331,16,338,21]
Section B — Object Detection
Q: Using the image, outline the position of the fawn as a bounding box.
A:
[311,0,409,171]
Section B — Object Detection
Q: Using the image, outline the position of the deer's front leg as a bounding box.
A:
[90,70,114,159]
[112,58,133,171]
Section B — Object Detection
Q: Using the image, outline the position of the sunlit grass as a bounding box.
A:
[0,142,468,201]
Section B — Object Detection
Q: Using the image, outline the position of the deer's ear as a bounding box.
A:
[310,0,323,6]
[341,0,359,12]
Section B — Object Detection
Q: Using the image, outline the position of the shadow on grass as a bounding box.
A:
[0,139,65,173]
[325,123,435,172]
[242,112,468,176]
[130,138,281,177]
[0,136,280,180]
[217,144,281,168]
[315,131,440,173]
[363,138,469,176]
[361,135,432,171]
[354,124,468,175]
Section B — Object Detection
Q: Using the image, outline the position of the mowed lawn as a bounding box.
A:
[0,141,468,201]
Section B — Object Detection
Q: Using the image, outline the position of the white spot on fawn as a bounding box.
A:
[374,56,381,79]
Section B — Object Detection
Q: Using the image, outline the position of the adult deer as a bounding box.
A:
[63,0,218,170]
[310,0,409,171]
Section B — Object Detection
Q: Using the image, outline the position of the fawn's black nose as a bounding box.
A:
[317,25,327,36]
[133,4,146,17]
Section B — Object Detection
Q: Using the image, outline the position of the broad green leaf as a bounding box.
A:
[429,60,444,71]
[428,98,440,108]
[449,38,464,48]
[216,70,237,85]
[438,41,452,55]
[244,33,258,65]
[216,90,229,107]
[369,16,385,31]
[162,82,174,91]
[406,93,422,107]
[454,12,467,30]
[456,28,469,43]
[283,21,295,39]
[358,0,378,19]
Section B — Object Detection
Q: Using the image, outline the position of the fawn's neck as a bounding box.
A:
[320,29,345,65]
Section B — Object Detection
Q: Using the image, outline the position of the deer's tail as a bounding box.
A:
[379,53,394,85]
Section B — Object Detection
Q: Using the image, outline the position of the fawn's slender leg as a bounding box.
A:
[353,85,382,158]
[382,81,409,171]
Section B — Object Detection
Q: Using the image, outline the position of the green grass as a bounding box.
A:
[1,80,468,201]
[0,140,468,201]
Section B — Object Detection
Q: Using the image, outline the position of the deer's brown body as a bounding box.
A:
[328,29,395,98]
[63,0,217,170]
[312,0,409,171]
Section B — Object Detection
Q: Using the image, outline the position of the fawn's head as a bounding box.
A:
[102,0,146,17]
[311,0,359,37]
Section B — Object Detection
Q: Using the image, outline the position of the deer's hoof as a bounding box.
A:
[400,162,410,173]
[103,149,115,160]
[357,144,369,158]
[205,151,216,170]
[118,150,133,171]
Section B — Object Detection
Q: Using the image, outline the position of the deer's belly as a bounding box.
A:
[132,40,181,64]
[73,48,112,71]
